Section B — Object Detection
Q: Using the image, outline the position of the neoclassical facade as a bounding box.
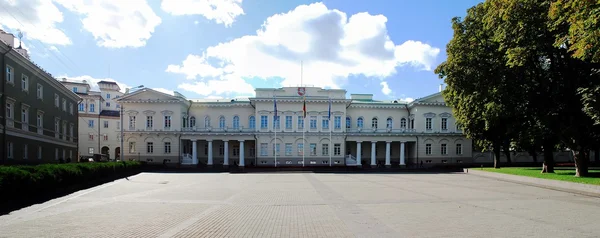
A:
[117,87,472,167]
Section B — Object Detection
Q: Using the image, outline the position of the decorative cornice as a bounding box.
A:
[439,112,452,118]
[143,110,156,116]
[349,104,405,109]
[424,112,436,118]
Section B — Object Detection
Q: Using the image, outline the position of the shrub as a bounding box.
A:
[0,161,141,209]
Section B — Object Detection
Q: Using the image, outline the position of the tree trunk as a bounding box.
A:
[502,139,512,164]
[493,143,502,169]
[528,148,538,163]
[541,140,554,173]
[573,149,589,177]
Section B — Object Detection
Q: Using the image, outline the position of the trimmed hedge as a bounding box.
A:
[0,161,141,213]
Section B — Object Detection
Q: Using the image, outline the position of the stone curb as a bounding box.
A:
[463,168,600,197]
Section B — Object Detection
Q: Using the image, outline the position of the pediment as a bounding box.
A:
[418,93,445,103]
[119,89,180,101]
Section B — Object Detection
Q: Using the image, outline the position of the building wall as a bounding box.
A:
[1,43,79,164]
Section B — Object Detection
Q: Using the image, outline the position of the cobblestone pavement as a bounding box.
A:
[1,172,600,238]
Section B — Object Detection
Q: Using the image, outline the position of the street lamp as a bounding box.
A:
[120,85,143,162]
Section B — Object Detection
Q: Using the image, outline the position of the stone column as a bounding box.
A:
[239,140,245,167]
[191,139,197,165]
[207,140,213,167]
[371,141,377,167]
[223,140,229,167]
[400,141,406,166]
[356,141,362,167]
[385,141,391,167]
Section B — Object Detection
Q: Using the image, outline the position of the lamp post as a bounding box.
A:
[120,85,143,162]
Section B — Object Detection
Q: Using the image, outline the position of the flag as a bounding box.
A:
[274,96,278,120]
[303,98,306,118]
[328,98,332,119]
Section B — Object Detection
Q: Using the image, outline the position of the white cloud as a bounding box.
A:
[58,75,130,93]
[177,75,255,97]
[48,45,58,52]
[194,20,199,25]
[161,0,244,27]
[166,2,440,97]
[380,81,391,95]
[400,97,415,103]
[54,0,161,48]
[0,0,71,45]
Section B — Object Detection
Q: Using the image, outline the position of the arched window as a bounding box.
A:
[249,116,256,129]
[190,116,196,128]
[357,117,364,128]
[400,118,406,128]
[219,116,225,128]
[386,118,393,129]
[372,118,378,129]
[233,116,240,129]
[204,116,211,128]
[346,117,351,129]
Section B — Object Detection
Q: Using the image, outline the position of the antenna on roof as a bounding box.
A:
[17,29,23,49]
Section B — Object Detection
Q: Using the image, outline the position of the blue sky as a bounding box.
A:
[0,0,482,101]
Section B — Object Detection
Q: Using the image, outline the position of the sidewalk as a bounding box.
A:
[464,168,600,197]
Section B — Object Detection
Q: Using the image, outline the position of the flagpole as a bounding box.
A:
[329,98,332,167]
[274,95,277,168]
[301,61,305,167]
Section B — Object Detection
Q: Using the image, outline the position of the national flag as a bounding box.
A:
[328,98,332,119]
[302,98,306,118]
[274,96,278,119]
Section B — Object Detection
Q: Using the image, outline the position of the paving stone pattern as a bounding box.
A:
[1,172,600,237]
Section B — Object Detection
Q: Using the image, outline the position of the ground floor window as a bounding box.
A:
[310,143,317,156]
[334,144,341,155]
[7,142,13,159]
[23,144,28,159]
[441,144,447,155]
[260,143,267,156]
[129,142,135,153]
[285,143,292,156]
[233,145,239,156]
[147,142,154,154]
[322,144,329,156]
[425,144,432,155]
[164,142,171,154]
[297,143,304,156]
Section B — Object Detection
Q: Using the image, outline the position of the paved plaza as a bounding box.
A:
[1,172,600,237]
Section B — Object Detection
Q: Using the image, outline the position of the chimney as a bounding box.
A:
[439,84,443,92]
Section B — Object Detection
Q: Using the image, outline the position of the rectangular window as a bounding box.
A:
[6,102,12,119]
[164,142,171,154]
[88,147,94,154]
[69,124,73,139]
[272,143,280,156]
[322,118,329,130]
[297,143,304,156]
[23,144,28,159]
[72,87,78,93]
[285,115,292,129]
[441,143,447,155]
[21,105,29,125]
[310,116,317,129]
[62,99,66,111]
[7,142,13,159]
[147,142,154,154]
[401,119,407,128]
[334,116,341,129]
[79,103,84,111]
[425,144,432,155]
[146,116,153,129]
[456,144,463,155]
[260,143,268,156]
[129,142,136,153]
[62,121,66,139]
[441,118,448,130]
[6,65,14,84]
[310,143,317,156]
[297,116,304,129]
[164,115,171,129]
[21,74,28,92]
[426,118,432,130]
[260,115,268,129]
[129,116,136,130]
[322,143,329,156]
[36,112,43,129]
[106,93,111,99]
[69,103,73,114]
[37,84,43,99]
[38,146,42,159]
[104,120,109,128]
[89,103,95,112]
[285,143,292,156]
[334,144,341,155]
[106,102,110,107]
[88,119,94,128]
[233,145,239,156]
[103,134,108,141]
[88,133,94,141]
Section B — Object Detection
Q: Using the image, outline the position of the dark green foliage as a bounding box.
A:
[0,161,141,212]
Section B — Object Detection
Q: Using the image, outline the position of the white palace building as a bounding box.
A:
[117,86,472,167]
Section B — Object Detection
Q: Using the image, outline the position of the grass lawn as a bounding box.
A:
[478,167,600,185]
